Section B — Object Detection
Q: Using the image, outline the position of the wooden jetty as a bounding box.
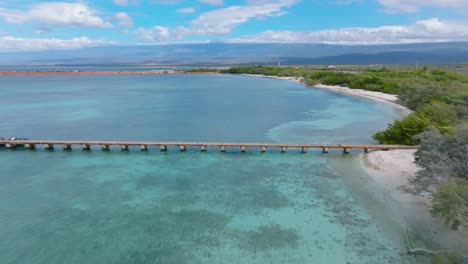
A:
[0,139,418,154]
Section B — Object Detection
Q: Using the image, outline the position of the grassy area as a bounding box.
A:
[221,66,468,146]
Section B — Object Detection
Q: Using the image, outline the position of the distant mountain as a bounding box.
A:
[1,42,468,65]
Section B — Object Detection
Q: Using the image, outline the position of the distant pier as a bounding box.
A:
[0,140,418,154]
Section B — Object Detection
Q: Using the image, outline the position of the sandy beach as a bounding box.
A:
[360,149,425,203]
[313,84,412,115]
[241,74,412,115]
[362,149,468,256]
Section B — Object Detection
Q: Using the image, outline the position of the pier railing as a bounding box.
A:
[0,140,418,153]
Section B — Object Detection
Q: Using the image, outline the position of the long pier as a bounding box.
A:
[0,140,417,154]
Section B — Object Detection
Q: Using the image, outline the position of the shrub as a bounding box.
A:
[372,113,432,145]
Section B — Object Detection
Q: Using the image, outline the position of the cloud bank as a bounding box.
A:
[0,37,111,52]
[378,0,468,13]
[0,2,112,28]
[230,18,468,45]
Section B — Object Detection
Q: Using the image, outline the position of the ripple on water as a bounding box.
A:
[0,74,411,263]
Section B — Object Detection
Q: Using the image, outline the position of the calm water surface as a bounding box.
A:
[0,74,413,263]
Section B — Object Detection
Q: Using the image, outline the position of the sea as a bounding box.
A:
[0,73,419,263]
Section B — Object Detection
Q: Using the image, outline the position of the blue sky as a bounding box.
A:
[0,0,467,51]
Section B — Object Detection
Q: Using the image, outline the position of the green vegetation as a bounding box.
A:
[184,68,219,73]
[372,113,432,145]
[432,180,468,230]
[412,125,468,230]
[222,66,468,146]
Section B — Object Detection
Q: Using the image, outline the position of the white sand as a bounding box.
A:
[241,74,411,114]
[362,150,468,255]
[314,84,412,115]
[360,149,427,204]
[361,149,419,192]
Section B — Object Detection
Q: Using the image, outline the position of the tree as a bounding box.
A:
[413,125,468,187]
[372,113,432,145]
[431,180,468,230]
[418,101,459,129]
[411,125,468,229]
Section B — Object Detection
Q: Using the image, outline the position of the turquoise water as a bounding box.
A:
[0,74,411,263]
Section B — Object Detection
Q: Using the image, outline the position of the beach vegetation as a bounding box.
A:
[372,113,432,145]
[412,125,468,230]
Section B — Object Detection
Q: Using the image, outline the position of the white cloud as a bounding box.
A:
[138,0,297,41]
[378,0,468,13]
[177,7,196,14]
[0,36,111,52]
[229,18,468,45]
[114,0,129,6]
[199,0,224,5]
[0,2,112,28]
[137,26,173,42]
[114,12,134,27]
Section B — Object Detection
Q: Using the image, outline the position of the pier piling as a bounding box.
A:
[25,143,35,149]
[44,144,54,150]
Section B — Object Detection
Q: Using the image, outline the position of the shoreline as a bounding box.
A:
[360,149,425,204]
[313,84,412,115]
[361,150,468,256]
[242,73,464,252]
[240,74,412,115]
[240,73,304,83]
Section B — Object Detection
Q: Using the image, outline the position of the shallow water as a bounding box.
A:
[0,74,412,263]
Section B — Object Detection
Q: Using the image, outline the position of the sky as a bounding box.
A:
[0,0,467,51]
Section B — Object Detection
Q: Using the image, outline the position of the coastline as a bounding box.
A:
[313,84,412,115]
[243,73,417,198]
[361,149,468,256]
[241,73,304,83]
[243,72,468,256]
[360,149,424,204]
[240,74,412,115]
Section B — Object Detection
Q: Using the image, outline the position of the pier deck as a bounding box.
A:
[0,140,418,153]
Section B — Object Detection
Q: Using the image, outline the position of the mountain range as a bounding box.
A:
[1,42,468,65]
